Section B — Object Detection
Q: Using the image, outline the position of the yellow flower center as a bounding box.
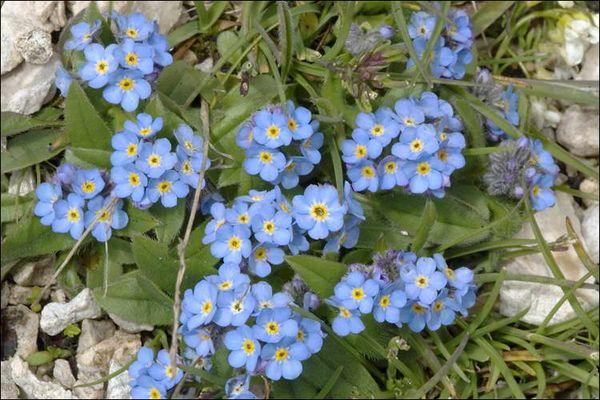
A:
[118,77,135,91]
[361,166,375,178]
[95,60,109,74]
[285,162,296,172]
[182,161,192,174]
[228,236,242,250]
[339,307,351,318]
[309,203,328,221]
[238,213,249,224]
[297,329,305,341]
[279,202,290,213]
[149,388,162,399]
[230,300,244,314]
[242,339,255,355]
[384,161,397,173]
[81,181,96,193]
[83,33,91,41]
[287,118,297,132]
[415,275,429,288]
[532,185,540,197]
[251,195,263,202]
[263,221,275,234]
[254,247,267,261]
[219,281,232,291]
[351,287,365,301]
[184,140,194,151]
[410,139,423,152]
[438,150,448,162]
[148,154,161,167]
[157,181,172,193]
[129,172,140,186]
[126,28,138,38]
[439,132,447,141]
[139,127,152,136]
[267,125,280,139]
[67,208,80,222]
[419,26,427,35]
[355,145,367,158]
[275,347,289,361]
[433,301,444,312]
[266,321,279,335]
[260,300,272,309]
[416,162,431,175]
[259,151,273,164]
[379,295,391,308]
[444,268,455,280]
[371,124,384,136]
[201,300,213,314]
[303,138,312,148]
[96,210,111,222]
[126,143,138,156]
[404,117,415,126]
[165,365,175,378]
[412,303,426,314]
[125,52,138,66]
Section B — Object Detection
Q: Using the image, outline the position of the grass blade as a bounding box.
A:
[411,198,437,254]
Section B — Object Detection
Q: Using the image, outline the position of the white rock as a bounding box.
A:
[8,168,36,195]
[1,360,19,399]
[0,17,23,75]
[10,356,75,399]
[51,288,69,303]
[556,105,600,158]
[9,285,48,305]
[11,256,55,286]
[581,204,599,264]
[40,288,102,336]
[2,1,67,32]
[0,54,60,114]
[3,305,39,358]
[499,192,599,325]
[108,312,154,333]
[576,44,599,81]
[579,178,599,207]
[78,319,116,354]
[69,1,183,33]
[53,359,76,389]
[106,359,132,399]
[195,57,214,73]
[14,29,53,65]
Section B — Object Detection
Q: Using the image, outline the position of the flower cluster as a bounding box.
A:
[342,92,466,198]
[203,183,363,276]
[344,23,395,56]
[110,114,209,209]
[484,137,559,211]
[129,348,184,399]
[406,9,473,79]
[237,101,323,189]
[485,85,519,141]
[56,12,173,111]
[34,164,128,241]
[176,266,325,391]
[327,250,476,335]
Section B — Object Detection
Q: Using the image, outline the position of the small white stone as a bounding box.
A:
[106,359,132,399]
[556,105,600,158]
[195,57,214,73]
[78,319,116,354]
[579,178,599,207]
[40,288,102,336]
[1,360,19,399]
[10,356,75,399]
[8,168,36,196]
[53,359,76,389]
[581,204,599,264]
[3,305,39,358]
[14,29,53,65]
[576,44,599,81]
[108,312,154,333]
[11,256,55,286]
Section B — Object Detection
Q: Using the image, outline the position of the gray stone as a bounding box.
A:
[3,305,39,358]
[40,288,102,336]
[576,44,599,81]
[195,57,214,73]
[581,204,599,264]
[0,17,24,74]
[9,285,48,305]
[8,168,36,196]
[14,29,53,65]
[0,54,60,114]
[556,105,600,158]
[1,281,9,310]
[53,359,76,389]
[11,256,55,286]
[1,360,19,399]
[2,1,67,32]
[499,192,599,325]
[10,356,75,399]
[108,312,154,333]
[78,319,116,354]
[579,178,599,207]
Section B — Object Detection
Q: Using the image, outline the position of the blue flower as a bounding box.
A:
[446,10,472,45]
[341,129,383,164]
[136,138,178,178]
[486,85,519,140]
[52,193,86,239]
[224,325,261,371]
[211,225,252,264]
[453,285,477,316]
[323,216,361,254]
[277,156,314,189]
[34,183,62,226]
[330,301,365,336]
[174,124,204,160]
[252,206,292,246]
[236,123,255,149]
[124,113,163,139]
[530,139,559,176]
[203,202,227,244]
[402,157,445,194]
[348,160,379,192]
[253,108,292,148]
[399,301,430,332]
[378,25,395,39]
[84,196,128,242]
[55,65,73,97]
[354,108,400,147]
[181,280,218,329]
[111,165,147,202]
[393,98,425,131]
[111,132,141,166]
[130,375,166,399]
[288,226,309,255]
[52,163,77,187]
[294,316,324,354]
[450,47,472,79]
[334,271,379,313]
[200,192,225,215]
[176,157,204,189]
[182,327,214,358]
[433,253,473,296]
[103,70,151,112]
[147,170,189,207]
[427,291,457,331]
[225,201,255,227]
[300,132,324,165]
[116,12,155,41]
[213,290,256,327]
[248,245,285,278]
[418,91,451,119]
[129,347,154,379]
[401,257,447,305]
[237,188,278,208]
[378,156,408,190]
[253,307,298,343]
[286,101,314,140]
[243,146,286,182]
[408,11,436,40]
[273,187,293,215]
[373,284,407,324]
[72,169,105,199]
[261,337,309,381]
[148,349,183,390]
[343,181,365,220]
[207,263,250,294]
[65,20,101,50]
[292,184,347,240]
[147,27,173,67]
[115,38,154,74]
[392,124,439,160]
[252,282,290,313]
[79,43,118,88]
[225,375,257,399]
[530,173,556,211]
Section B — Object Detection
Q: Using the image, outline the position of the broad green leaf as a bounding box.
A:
[26,351,54,366]
[94,270,173,325]
[86,238,131,289]
[277,1,294,80]
[131,236,178,293]
[411,198,437,254]
[1,130,65,173]
[65,81,112,150]
[217,165,243,188]
[150,202,185,244]
[183,223,219,289]
[520,79,598,108]
[472,1,514,37]
[167,21,198,47]
[285,255,346,299]
[64,147,112,169]
[1,111,62,137]
[155,61,218,106]
[117,203,160,238]
[195,1,229,33]
[1,192,34,222]
[216,30,243,61]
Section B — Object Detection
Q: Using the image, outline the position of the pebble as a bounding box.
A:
[53,359,76,389]
[11,256,55,286]
[1,281,9,309]
[8,285,48,305]
[579,178,599,207]
[78,319,116,353]
[1,360,19,399]
[7,168,36,196]
[556,105,600,158]
[40,288,102,336]
[105,359,132,399]
[10,356,75,399]
[108,312,154,333]
[14,29,53,65]
[3,304,39,358]
[581,204,599,264]
[576,44,599,81]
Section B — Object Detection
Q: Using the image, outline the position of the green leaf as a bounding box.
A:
[1,111,62,137]
[131,236,178,294]
[86,238,130,289]
[65,81,113,150]
[117,203,160,238]
[277,1,294,80]
[62,324,81,338]
[411,198,437,254]
[150,202,185,244]
[64,147,112,169]
[285,255,346,299]
[471,1,514,37]
[167,21,198,47]
[25,351,54,366]
[155,61,218,106]
[183,224,218,289]
[195,1,229,33]
[1,192,34,223]
[94,270,173,325]
[1,130,65,173]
